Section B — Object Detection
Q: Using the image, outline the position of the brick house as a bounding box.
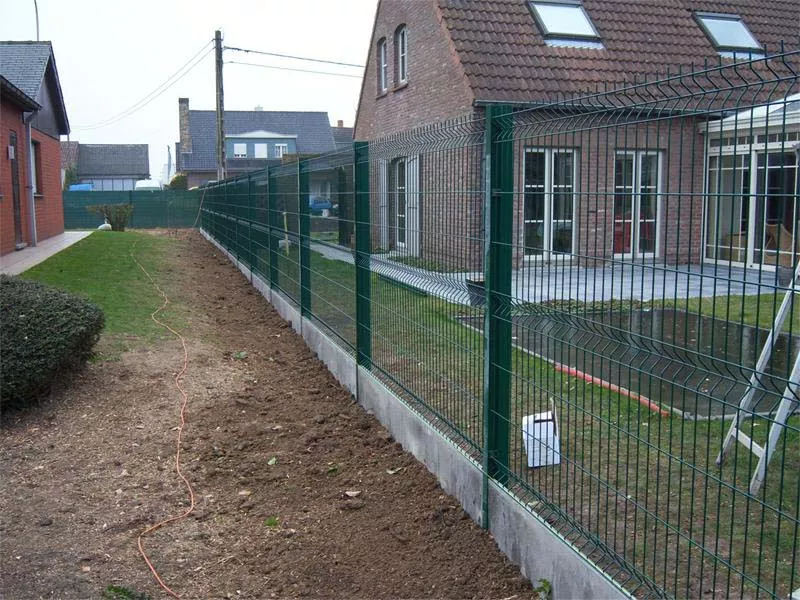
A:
[354,1,800,270]
[61,143,150,191]
[176,98,338,191]
[0,42,69,254]
[0,41,70,257]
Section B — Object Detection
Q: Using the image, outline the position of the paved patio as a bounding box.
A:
[0,231,93,275]
[311,241,787,305]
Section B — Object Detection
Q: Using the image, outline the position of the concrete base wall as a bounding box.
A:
[200,228,628,600]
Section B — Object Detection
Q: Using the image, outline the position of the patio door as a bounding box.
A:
[705,150,798,268]
[523,148,575,260]
[613,151,660,258]
[9,131,24,249]
[753,151,799,268]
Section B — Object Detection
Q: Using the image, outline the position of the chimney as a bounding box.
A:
[179,97,191,153]
[337,120,344,128]
[254,105,264,111]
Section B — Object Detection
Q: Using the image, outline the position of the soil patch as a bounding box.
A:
[1,231,536,599]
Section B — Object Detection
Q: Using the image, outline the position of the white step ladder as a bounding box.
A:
[716,263,800,496]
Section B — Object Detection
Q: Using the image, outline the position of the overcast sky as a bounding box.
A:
[1,0,379,184]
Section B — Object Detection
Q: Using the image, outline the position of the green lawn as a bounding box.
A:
[664,292,800,332]
[20,231,185,357]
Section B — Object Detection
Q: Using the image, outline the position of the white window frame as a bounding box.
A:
[378,38,388,92]
[275,143,289,159]
[522,147,578,262]
[233,143,247,158]
[395,158,407,248]
[694,12,762,54]
[396,26,408,84]
[613,150,662,259]
[254,143,268,159]
[529,1,601,41]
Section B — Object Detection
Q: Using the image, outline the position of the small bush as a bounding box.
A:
[1,275,104,410]
[166,173,187,190]
[87,203,134,231]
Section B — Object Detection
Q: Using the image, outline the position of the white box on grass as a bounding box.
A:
[522,410,560,468]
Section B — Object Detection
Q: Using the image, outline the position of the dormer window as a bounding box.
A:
[377,38,388,93]
[233,143,247,158]
[395,25,408,84]
[695,13,762,56]
[528,1,603,48]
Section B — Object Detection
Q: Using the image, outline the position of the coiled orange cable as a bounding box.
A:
[131,244,196,599]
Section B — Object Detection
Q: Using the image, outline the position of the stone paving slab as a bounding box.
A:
[0,231,93,276]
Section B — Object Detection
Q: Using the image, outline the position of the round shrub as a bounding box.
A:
[1,275,104,409]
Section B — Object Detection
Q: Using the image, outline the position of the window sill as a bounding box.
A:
[393,82,409,92]
[34,193,44,200]
[376,90,389,100]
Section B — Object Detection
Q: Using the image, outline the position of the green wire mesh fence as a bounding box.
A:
[201,50,799,599]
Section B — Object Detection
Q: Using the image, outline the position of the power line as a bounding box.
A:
[226,60,363,79]
[224,45,364,69]
[73,41,214,131]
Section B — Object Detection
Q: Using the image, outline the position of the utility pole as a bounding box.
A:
[215,29,226,181]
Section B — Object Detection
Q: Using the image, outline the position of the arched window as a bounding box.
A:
[395,25,408,84]
[377,38,388,92]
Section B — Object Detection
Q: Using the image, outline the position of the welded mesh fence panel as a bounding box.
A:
[63,190,201,229]
[250,170,270,282]
[365,115,487,456]
[303,150,358,352]
[496,54,800,599]
[271,161,301,305]
[198,49,799,600]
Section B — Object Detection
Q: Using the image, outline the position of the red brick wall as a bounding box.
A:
[1,98,31,256]
[31,129,65,243]
[354,0,474,140]
[510,112,706,268]
[354,1,711,271]
[1,97,64,256]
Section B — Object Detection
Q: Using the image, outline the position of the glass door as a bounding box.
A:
[614,151,661,258]
[524,150,546,257]
[523,149,575,259]
[395,159,406,248]
[753,151,798,267]
[705,154,750,263]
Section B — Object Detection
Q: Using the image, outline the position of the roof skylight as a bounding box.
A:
[695,13,761,53]
[529,1,601,42]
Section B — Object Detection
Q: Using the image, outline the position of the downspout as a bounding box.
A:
[23,111,38,247]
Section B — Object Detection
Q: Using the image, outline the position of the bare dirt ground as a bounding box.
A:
[0,231,535,599]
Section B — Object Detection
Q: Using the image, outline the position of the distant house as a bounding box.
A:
[0,41,70,256]
[354,0,799,269]
[60,139,78,186]
[176,98,338,188]
[60,143,150,191]
[332,120,354,152]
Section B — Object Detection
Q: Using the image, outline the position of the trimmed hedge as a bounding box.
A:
[1,275,104,409]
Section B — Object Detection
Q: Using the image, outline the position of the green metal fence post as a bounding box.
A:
[268,166,279,289]
[484,104,513,487]
[247,174,254,275]
[354,141,372,369]
[299,160,312,316]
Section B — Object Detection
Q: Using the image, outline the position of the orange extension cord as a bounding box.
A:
[131,245,196,599]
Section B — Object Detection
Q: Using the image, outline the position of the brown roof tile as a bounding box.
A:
[438,0,800,103]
